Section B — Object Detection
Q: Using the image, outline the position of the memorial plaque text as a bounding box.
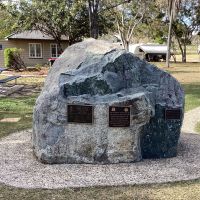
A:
[109,106,130,127]
[165,108,181,120]
[68,105,93,124]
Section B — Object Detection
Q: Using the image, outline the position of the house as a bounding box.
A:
[0,30,69,67]
[129,44,172,62]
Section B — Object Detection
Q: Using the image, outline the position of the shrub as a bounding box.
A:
[35,64,42,71]
[4,48,26,71]
[4,48,11,68]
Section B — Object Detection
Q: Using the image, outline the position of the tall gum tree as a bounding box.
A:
[87,0,100,39]
[173,0,200,62]
[109,0,152,51]
[166,0,181,67]
[87,0,133,39]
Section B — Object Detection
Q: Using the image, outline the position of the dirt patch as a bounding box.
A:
[0,118,21,122]
[1,67,49,76]
[0,84,42,97]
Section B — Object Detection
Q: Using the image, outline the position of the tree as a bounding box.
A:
[172,0,200,62]
[133,0,168,44]
[0,3,16,38]
[87,0,100,39]
[166,0,181,67]
[8,0,115,48]
[110,0,152,51]
[8,0,90,51]
[86,0,132,39]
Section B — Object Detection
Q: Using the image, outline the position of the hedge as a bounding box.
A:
[4,48,21,68]
[4,48,25,71]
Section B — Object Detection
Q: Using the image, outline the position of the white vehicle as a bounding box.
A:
[129,44,172,62]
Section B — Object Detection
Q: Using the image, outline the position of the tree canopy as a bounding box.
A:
[172,0,200,62]
[0,3,16,39]
[0,0,199,62]
[7,0,90,50]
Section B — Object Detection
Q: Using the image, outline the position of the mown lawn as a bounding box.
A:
[154,62,200,111]
[0,61,200,200]
[183,83,200,111]
[0,95,37,138]
[196,122,200,133]
[1,180,200,200]
[0,75,45,86]
[0,76,44,138]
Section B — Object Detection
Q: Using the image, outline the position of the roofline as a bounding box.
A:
[5,31,69,41]
[5,32,19,39]
[7,38,69,41]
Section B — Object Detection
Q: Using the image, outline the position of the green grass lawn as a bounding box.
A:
[0,95,37,138]
[182,83,200,111]
[154,62,200,112]
[0,75,45,86]
[1,180,200,200]
[0,76,44,138]
[196,122,200,133]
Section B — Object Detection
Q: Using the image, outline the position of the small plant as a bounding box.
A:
[35,64,42,71]
[4,48,26,71]
[195,122,200,133]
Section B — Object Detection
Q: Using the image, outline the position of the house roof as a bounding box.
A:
[139,45,168,54]
[5,30,69,41]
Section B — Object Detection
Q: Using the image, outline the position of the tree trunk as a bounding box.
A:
[176,35,184,60]
[68,35,75,46]
[56,40,63,54]
[120,34,129,51]
[123,40,129,51]
[166,8,173,68]
[175,34,187,63]
[182,43,186,63]
[88,0,99,39]
[89,12,99,39]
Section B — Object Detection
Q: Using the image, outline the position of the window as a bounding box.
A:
[50,44,61,58]
[29,43,42,58]
[0,44,2,50]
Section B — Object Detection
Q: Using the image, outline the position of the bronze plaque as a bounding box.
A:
[165,108,181,120]
[68,105,93,124]
[109,106,130,127]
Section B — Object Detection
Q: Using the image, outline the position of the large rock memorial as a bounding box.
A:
[33,39,184,164]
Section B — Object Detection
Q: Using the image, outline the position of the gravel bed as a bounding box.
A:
[0,130,200,189]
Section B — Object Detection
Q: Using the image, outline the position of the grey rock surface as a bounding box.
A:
[33,39,184,164]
